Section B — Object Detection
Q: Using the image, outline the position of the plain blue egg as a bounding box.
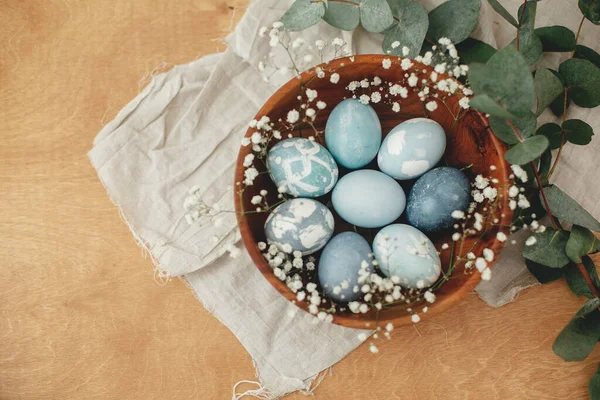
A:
[318,232,374,303]
[332,170,406,228]
[325,98,382,169]
[373,224,441,289]
[377,118,446,180]
[267,138,339,198]
[406,167,470,232]
[264,198,334,255]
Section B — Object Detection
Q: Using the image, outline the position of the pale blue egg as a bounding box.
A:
[318,232,374,303]
[377,118,446,180]
[325,99,382,169]
[406,167,470,232]
[373,224,441,289]
[331,170,406,228]
[264,198,334,255]
[267,138,339,198]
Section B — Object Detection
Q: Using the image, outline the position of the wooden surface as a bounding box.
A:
[0,1,598,399]
[236,54,513,329]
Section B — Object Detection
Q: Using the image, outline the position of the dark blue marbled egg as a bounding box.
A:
[318,232,374,303]
[406,167,470,233]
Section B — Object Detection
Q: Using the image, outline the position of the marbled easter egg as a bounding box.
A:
[377,118,446,180]
[373,224,441,289]
[264,198,334,255]
[406,167,470,232]
[325,98,382,169]
[267,138,339,198]
[318,232,374,303]
[331,169,406,228]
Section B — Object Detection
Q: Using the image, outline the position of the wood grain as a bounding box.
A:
[0,1,598,399]
[235,55,513,329]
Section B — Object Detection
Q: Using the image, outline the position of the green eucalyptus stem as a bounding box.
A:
[571,15,586,58]
[515,0,528,51]
[326,0,360,5]
[577,262,600,298]
[505,119,561,231]
[547,88,569,179]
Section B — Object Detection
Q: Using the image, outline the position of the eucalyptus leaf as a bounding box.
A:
[562,119,594,145]
[360,0,394,32]
[534,26,576,52]
[535,68,564,115]
[468,46,534,117]
[504,135,549,165]
[487,0,518,27]
[489,111,536,145]
[455,38,497,64]
[538,148,552,185]
[553,307,600,361]
[542,185,600,231]
[566,226,597,263]
[522,227,570,268]
[537,123,563,150]
[426,0,482,44]
[469,94,514,117]
[509,34,542,66]
[590,365,600,400]
[574,45,600,68]
[517,1,537,45]
[576,298,600,317]
[579,0,600,24]
[526,259,566,283]
[323,1,360,30]
[382,0,428,57]
[559,58,600,108]
[565,256,600,298]
[280,0,326,31]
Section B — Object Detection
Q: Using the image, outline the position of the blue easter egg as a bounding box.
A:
[331,169,406,228]
[325,99,382,169]
[377,118,446,180]
[264,198,334,255]
[318,232,374,303]
[373,224,441,289]
[406,167,470,232]
[267,138,339,198]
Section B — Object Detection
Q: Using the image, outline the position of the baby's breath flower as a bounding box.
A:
[244,167,259,186]
[316,100,327,110]
[287,109,300,123]
[243,153,255,167]
[371,92,382,103]
[357,333,367,342]
[425,101,438,112]
[459,97,470,109]
[369,343,379,353]
[481,267,492,281]
[258,26,268,37]
[332,37,344,46]
[525,236,537,246]
[508,185,519,198]
[517,194,531,209]
[330,73,340,84]
[306,108,316,118]
[496,232,507,242]
[306,88,318,102]
[224,243,241,259]
[359,94,370,105]
[475,257,487,272]
[250,195,262,205]
[315,39,325,50]
[401,58,413,70]
[402,46,410,56]
[291,37,305,49]
[451,210,465,219]
[483,248,494,262]
[382,58,392,69]
[511,165,528,183]
[509,200,517,210]
[408,73,418,87]
[392,102,400,112]
[372,76,382,86]
[483,187,498,201]
[411,314,421,323]
[452,232,461,241]
[391,41,401,49]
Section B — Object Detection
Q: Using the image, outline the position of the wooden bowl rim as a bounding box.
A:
[234,54,512,329]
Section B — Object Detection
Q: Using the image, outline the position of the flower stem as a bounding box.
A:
[571,15,585,58]
[505,119,560,231]
[547,87,569,180]
[577,262,600,298]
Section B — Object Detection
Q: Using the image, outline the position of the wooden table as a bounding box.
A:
[1,1,598,398]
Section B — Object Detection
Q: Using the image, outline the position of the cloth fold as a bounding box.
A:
[89,0,600,397]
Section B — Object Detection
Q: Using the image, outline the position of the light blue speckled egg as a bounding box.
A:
[318,232,374,303]
[373,224,441,289]
[406,167,470,232]
[267,138,339,198]
[325,99,382,169]
[331,170,406,228]
[377,118,446,180]
[264,198,334,255]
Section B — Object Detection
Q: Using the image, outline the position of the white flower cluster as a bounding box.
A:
[183,186,218,225]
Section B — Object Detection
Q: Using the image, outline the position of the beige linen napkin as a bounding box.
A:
[89,0,600,397]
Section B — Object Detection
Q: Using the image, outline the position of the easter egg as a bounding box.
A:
[264,198,334,255]
[377,118,446,180]
[325,98,382,169]
[372,224,441,289]
[318,232,374,303]
[331,169,406,228]
[267,138,339,198]
[406,167,470,232]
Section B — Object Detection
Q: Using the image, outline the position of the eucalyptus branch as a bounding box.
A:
[515,0,528,51]
[572,15,586,58]
[577,262,600,299]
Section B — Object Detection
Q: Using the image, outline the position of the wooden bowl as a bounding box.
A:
[234,55,512,329]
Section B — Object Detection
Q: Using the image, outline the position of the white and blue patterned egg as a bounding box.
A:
[377,118,446,180]
[267,138,339,198]
[372,224,441,289]
[264,198,334,255]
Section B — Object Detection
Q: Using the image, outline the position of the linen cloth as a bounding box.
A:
[88,0,600,397]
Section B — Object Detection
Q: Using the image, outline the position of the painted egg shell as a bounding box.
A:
[267,138,339,198]
[406,167,470,232]
[377,118,446,180]
[325,98,382,169]
[318,232,374,303]
[264,198,334,255]
[331,169,406,228]
[373,224,441,289]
